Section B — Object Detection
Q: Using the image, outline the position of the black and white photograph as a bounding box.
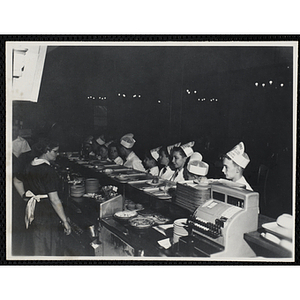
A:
[5,39,298,262]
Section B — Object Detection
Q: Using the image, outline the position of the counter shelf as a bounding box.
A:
[56,157,291,258]
[99,215,175,257]
[63,196,101,256]
[243,214,293,258]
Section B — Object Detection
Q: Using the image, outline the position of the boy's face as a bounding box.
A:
[99,146,108,158]
[222,157,239,180]
[159,151,169,166]
[172,151,186,169]
[109,146,118,160]
[143,156,155,169]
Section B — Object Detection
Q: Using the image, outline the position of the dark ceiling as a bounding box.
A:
[46,45,293,94]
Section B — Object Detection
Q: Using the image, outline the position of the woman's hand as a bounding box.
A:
[63,220,71,235]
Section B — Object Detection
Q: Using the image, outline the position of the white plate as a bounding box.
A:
[103,168,113,174]
[151,191,172,200]
[114,210,138,220]
[262,222,293,241]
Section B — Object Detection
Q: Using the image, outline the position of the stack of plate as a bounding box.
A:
[173,218,189,243]
[85,178,100,193]
[70,184,85,198]
[175,182,211,212]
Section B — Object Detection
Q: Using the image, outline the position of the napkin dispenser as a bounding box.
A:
[99,194,123,219]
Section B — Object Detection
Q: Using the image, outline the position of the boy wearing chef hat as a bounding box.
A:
[143,148,160,176]
[222,142,253,191]
[119,133,146,172]
[186,152,209,183]
[81,135,95,158]
[170,141,195,182]
[157,145,176,180]
[107,142,124,165]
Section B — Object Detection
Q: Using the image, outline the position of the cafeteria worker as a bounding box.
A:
[14,138,71,256]
[222,142,253,191]
[170,141,195,182]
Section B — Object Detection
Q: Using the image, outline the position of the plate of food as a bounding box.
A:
[115,174,129,182]
[103,168,113,175]
[152,214,172,225]
[114,210,138,221]
[129,216,154,230]
[151,191,172,200]
[146,178,162,186]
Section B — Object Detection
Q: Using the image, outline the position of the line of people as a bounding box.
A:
[11,128,253,257]
[81,132,253,190]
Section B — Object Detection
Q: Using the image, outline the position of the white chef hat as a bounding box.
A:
[226,142,250,169]
[85,136,94,145]
[167,142,181,155]
[120,133,136,149]
[105,140,114,147]
[150,146,162,161]
[96,136,105,145]
[189,151,203,162]
[180,141,195,157]
[188,160,209,176]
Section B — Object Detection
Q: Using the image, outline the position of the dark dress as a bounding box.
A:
[18,162,63,256]
[12,154,27,255]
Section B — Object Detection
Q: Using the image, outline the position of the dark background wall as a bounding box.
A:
[12,45,294,218]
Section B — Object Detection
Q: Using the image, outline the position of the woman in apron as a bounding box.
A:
[14,138,71,256]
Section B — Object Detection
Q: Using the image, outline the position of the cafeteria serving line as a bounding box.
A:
[7,42,296,260]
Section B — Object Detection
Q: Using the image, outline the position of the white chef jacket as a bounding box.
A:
[148,166,159,176]
[12,136,31,158]
[159,165,175,181]
[124,151,146,172]
[169,168,185,183]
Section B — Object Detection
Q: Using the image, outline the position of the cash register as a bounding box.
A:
[178,182,259,258]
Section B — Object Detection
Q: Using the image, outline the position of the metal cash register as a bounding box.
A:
[178,182,259,258]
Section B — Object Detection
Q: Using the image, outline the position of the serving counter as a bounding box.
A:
[56,155,293,259]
